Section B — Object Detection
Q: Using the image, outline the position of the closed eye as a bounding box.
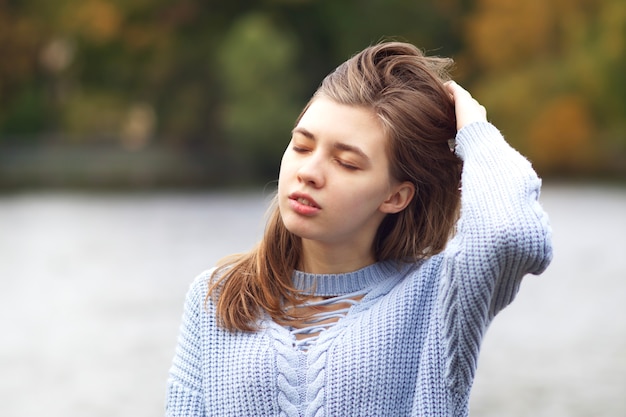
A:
[336,159,359,170]
[292,145,310,153]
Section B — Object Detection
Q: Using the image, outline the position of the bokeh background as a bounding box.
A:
[0,0,625,187]
[1,0,625,416]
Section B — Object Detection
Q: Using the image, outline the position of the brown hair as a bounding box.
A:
[208,42,462,331]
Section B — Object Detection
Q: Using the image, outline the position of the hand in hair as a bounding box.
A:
[445,81,487,131]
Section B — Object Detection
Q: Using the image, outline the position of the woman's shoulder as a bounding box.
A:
[184,267,218,305]
[389,256,446,293]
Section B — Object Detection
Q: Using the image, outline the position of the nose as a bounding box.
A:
[297,153,325,188]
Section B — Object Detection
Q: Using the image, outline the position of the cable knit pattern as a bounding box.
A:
[165,122,553,417]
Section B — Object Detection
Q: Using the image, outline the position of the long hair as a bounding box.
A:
[208,42,462,331]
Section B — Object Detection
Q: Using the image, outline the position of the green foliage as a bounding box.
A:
[0,0,624,186]
[0,85,47,137]
[216,12,302,176]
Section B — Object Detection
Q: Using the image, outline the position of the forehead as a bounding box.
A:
[296,97,388,152]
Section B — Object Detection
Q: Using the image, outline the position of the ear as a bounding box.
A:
[379,181,415,214]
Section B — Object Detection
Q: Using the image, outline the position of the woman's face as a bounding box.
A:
[278,96,413,253]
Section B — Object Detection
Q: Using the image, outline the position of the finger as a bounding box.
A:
[445,80,470,97]
[444,80,457,97]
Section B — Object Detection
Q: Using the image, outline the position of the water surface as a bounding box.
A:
[1,185,624,416]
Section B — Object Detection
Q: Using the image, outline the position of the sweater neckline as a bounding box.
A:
[292,261,406,297]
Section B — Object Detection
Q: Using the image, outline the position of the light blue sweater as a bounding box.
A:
[166,122,553,416]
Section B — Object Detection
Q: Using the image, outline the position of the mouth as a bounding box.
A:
[288,192,321,210]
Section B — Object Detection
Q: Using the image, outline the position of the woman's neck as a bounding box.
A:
[299,239,376,274]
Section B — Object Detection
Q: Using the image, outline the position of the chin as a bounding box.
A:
[282,219,310,239]
[280,217,319,241]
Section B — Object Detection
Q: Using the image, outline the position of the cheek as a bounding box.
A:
[336,180,390,214]
[277,154,293,185]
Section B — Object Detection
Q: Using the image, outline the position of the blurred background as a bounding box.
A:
[1,0,625,416]
[0,0,624,187]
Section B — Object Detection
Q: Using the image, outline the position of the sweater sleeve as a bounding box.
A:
[450,121,552,317]
[440,122,553,399]
[166,272,209,417]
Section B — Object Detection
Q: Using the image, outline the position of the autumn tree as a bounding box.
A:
[462,0,626,177]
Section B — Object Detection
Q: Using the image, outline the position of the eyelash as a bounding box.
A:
[336,159,358,170]
[292,146,359,171]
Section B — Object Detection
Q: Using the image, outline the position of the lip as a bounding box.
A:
[288,192,321,215]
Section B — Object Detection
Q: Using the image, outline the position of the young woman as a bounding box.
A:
[166,42,553,417]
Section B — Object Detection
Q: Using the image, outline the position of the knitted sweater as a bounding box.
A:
[166,122,553,417]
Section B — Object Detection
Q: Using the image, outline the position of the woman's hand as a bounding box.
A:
[445,81,487,131]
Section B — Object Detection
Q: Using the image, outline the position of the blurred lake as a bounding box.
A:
[0,184,624,417]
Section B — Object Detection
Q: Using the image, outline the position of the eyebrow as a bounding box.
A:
[292,127,371,164]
